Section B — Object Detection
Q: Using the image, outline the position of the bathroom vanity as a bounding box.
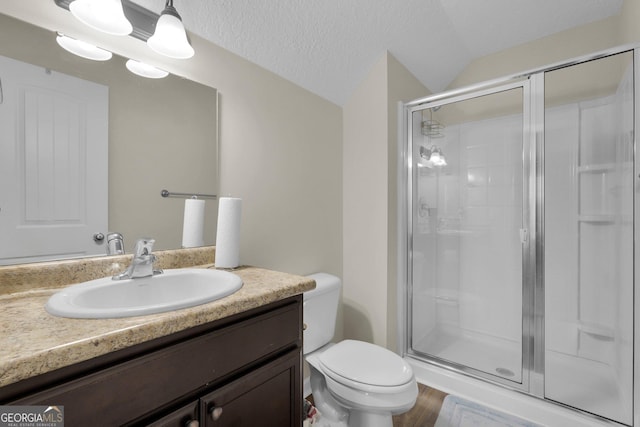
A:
[0,256,314,426]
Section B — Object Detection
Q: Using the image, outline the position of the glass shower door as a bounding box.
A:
[544,51,634,425]
[409,83,528,385]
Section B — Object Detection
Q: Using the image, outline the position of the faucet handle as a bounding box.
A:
[133,238,155,257]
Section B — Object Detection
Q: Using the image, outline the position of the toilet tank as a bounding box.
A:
[303,273,341,355]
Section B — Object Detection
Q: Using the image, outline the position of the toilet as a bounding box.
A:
[304,273,418,427]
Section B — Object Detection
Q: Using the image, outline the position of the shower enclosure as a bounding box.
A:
[402,47,636,426]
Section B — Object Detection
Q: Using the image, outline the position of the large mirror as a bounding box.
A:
[0,12,218,265]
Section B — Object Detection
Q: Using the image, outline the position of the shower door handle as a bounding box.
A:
[519,228,528,244]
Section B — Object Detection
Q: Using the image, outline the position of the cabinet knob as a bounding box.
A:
[184,420,199,427]
[210,406,223,421]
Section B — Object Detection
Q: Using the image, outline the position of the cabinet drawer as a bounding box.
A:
[13,299,301,426]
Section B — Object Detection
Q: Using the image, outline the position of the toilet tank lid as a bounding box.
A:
[304,273,341,300]
[318,340,414,387]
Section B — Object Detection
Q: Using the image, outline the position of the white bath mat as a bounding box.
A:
[435,395,542,427]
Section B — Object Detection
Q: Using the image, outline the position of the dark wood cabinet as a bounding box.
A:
[1,296,303,427]
[200,350,300,427]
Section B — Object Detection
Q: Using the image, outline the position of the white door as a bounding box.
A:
[0,55,108,265]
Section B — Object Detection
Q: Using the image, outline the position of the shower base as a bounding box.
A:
[408,357,610,427]
[412,326,522,383]
[410,326,631,426]
[545,351,631,425]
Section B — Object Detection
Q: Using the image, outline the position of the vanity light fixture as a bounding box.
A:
[56,33,113,61]
[147,0,195,59]
[55,0,196,58]
[125,59,169,79]
[69,0,133,36]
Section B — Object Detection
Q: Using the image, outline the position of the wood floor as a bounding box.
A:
[392,383,448,427]
[308,383,448,427]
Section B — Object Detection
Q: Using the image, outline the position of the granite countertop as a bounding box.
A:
[0,265,315,388]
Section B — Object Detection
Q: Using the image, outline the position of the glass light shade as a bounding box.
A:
[125,59,169,79]
[56,34,113,61]
[69,0,133,36]
[430,151,447,167]
[147,13,194,59]
[418,155,432,168]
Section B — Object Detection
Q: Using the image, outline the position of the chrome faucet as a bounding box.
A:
[112,238,163,280]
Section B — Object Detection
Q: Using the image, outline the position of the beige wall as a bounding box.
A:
[2,1,343,279]
[207,37,343,277]
[343,54,388,345]
[620,0,640,43]
[448,2,639,91]
[342,52,428,349]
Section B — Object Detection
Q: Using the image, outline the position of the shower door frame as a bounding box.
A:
[399,44,639,422]
[403,79,537,393]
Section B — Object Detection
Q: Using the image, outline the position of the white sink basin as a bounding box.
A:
[46,268,243,319]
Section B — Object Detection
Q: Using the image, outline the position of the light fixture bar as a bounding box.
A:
[54,0,159,41]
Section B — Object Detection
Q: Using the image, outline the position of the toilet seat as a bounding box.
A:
[318,340,414,393]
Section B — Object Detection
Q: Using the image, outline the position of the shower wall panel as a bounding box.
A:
[544,51,633,425]
[544,104,580,356]
[457,115,522,343]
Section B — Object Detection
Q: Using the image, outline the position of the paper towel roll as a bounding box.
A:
[215,197,242,268]
[182,198,206,248]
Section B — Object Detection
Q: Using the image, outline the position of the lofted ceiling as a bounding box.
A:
[132,0,623,105]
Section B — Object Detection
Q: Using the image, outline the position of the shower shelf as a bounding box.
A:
[577,322,614,341]
[577,162,632,173]
[578,214,632,223]
[434,294,459,305]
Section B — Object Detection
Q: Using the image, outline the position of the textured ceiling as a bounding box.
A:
[132,0,623,105]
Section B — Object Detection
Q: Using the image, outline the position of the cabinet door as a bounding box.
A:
[200,349,301,427]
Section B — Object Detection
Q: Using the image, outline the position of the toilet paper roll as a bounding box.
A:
[215,197,242,268]
[182,198,206,248]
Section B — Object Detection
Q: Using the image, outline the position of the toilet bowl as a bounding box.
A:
[304,273,418,427]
